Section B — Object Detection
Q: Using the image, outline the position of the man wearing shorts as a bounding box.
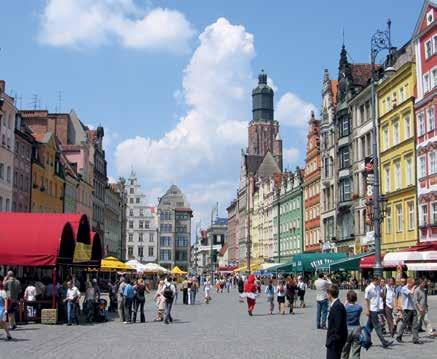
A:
[3,271,21,330]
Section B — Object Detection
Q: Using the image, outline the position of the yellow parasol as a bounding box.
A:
[171,266,188,275]
[100,256,135,272]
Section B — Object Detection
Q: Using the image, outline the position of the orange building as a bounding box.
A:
[303,111,321,252]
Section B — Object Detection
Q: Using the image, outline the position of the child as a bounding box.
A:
[265,280,275,314]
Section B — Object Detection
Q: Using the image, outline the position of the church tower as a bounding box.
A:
[247,71,282,171]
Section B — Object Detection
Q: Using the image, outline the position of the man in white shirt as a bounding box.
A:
[384,277,396,337]
[315,273,330,329]
[364,277,392,348]
[396,277,421,344]
[63,281,80,325]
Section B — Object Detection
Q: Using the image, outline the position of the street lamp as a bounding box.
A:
[210,203,218,284]
[275,186,281,263]
[370,19,395,278]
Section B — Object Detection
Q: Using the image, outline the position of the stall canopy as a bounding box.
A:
[143,263,169,274]
[359,254,395,270]
[171,266,188,275]
[317,252,374,272]
[273,253,348,273]
[383,242,437,268]
[0,213,76,266]
[100,256,135,272]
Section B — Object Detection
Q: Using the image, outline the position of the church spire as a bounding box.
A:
[252,70,274,123]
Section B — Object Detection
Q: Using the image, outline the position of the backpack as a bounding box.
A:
[359,325,373,350]
[163,285,174,301]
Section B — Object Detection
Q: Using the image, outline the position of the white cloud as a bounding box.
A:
[276,92,317,128]
[115,18,254,183]
[38,0,195,52]
[283,147,300,168]
[107,175,117,184]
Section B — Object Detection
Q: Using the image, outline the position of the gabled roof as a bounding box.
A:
[33,131,53,144]
[413,0,437,37]
[351,64,374,88]
[256,152,280,178]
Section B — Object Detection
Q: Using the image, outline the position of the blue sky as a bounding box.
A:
[1,0,422,227]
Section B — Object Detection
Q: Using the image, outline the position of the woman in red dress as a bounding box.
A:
[244,274,257,316]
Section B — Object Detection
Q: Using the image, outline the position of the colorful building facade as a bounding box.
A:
[378,44,417,251]
[303,111,321,252]
[414,0,437,242]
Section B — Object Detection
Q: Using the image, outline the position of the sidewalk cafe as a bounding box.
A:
[0,213,102,323]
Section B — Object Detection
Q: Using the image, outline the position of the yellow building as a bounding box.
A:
[31,132,65,213]
[378,50,417,252]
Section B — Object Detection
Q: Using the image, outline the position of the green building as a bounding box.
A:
[273,167,304,262]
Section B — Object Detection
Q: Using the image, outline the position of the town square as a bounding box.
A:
[1,1,437,358]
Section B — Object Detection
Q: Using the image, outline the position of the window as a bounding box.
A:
[406,157,413,186]
[396,204,403,232]
[422,204,428,226]
[393,121,400,145]
[138,246,144,258]
[128,246,133,257]
[419,156,427,178]
[129,209,134,216]
[383,126,389,150]
[427,9,434,25]
[426,40,433,59]
[432,68,437,88]
[386,207,392,234]
[399,86,404,102]
[128,220,133,229]
[430,152,437,174]
[128,233,133,242]
[0,163,3,179]
[428,108,435,131]
[129,188,134,194]
[148,247,154,257]
[176,235,189,247]
[434,35,437,53]
[433,203,437,225]
[386,96,391,111]
[129,198,133,204]
[160,223,172,232]
[408,201,415,230]
[424,73,430,93]
[175,250,187,261]
[136,198,140,204]
[5,199,10,211]
[340,179,351,202]
[339,146,350,169]
[6,166,11,183]
[384,166,390,192]
[140,208,144,216]
[139,233,143,242]
[160,236,172,247]
[340,116,350,137]
[139,220,144,229]
[144,221,149,229]
[160,250,171,261]
[404,114,411,138]
[394,161,401,190]
[149,233,154,242]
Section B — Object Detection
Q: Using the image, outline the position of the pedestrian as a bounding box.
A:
[3,271,21,330]
[84,281,96,323]
[154,280,165,321]
[117,277,126,322]
[341,290,362,359]
[63,280,80,326]
[182,278,188,304]
[378,278,387,334]
[414,278,436,337]
[237,276,244,302]
[326,284,347,359]
[383,277,396,337]
[123,279,135,324]
[364,277,392,348]
[191,279,198,305]
[315,272,330,329]
[264,279,275,314]
[0,282,12,340]
[226,277,231,293]
[394,277,407,333]
[396,277,421,344]
[24,281,37,319]
[204,277,212,304]
[244,274,257,316]
[163,278,176,324]
[133,278,149,323]
[286,277,297,315]
[277,280,286,315]
[297,276,307,308]
[187,279,193,305]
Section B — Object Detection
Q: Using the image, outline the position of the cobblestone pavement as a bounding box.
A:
[2,289,437,359]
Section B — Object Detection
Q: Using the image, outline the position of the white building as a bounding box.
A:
[0,81,16,212]
[125,172,158,262]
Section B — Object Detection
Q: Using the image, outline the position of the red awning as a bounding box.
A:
[360,254,396,269]
[0,213,76,267]
[90,232,103,262]
[59,214,91,244]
